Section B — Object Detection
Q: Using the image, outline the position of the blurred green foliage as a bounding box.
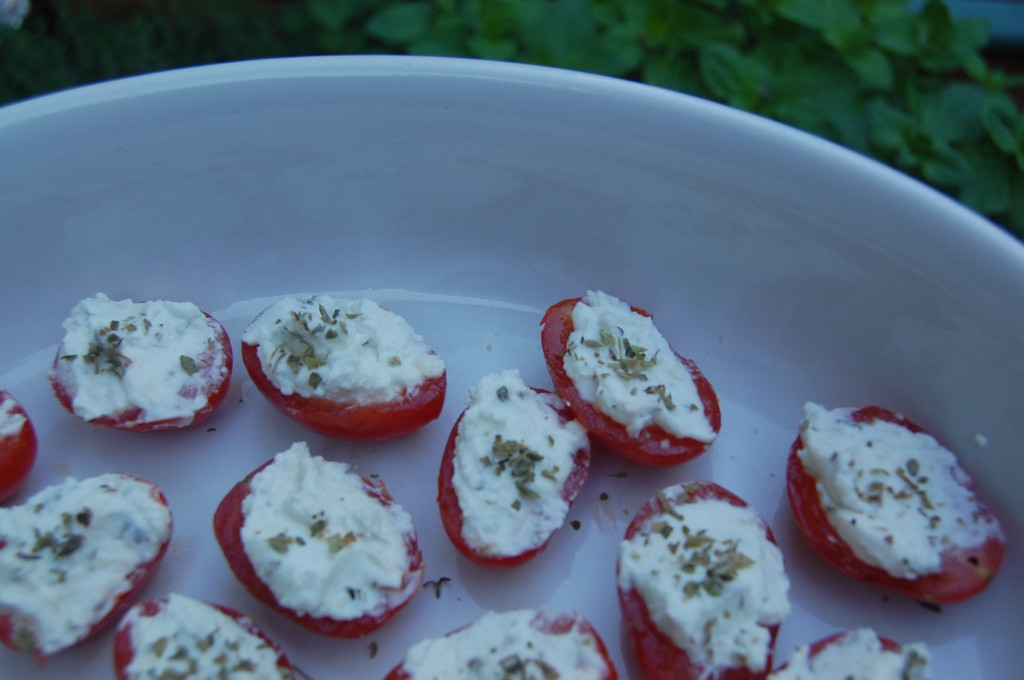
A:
[2,0,1022,235]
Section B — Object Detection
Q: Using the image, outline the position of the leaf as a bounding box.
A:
[981,93,1022,155]
[698,42,763,108]
[918,81,985,143]
[822,0,865,51]
[305,0,359,30]
[774,0,826,29]
[867,98,910,151]
[468,36,518,61]
[843,46,892,90]
[959,156,1013,215]
[365,2,434,45]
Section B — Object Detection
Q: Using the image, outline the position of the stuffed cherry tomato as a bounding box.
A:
[49,293,233,431]
[241,295,446,441]
[0,391,37,503]
[617,481,790,680]
[768,628,931,680]
[384,608,618,680]
[213,442,424,638]
[437,369,590,568]
[540,291,720,467]
[0,472,172,661]
[787,402,1005,605]
[114,594,296,680]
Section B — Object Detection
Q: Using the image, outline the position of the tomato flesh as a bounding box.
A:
[786,405,1006,604]
[113,597,295,680]
[0,391,37,503]
[540,298,720,467]
[49,311,233,432]
[437,387,591,568]
[213,459,424,638]
[617,481,781,680]
[241,341,445,441]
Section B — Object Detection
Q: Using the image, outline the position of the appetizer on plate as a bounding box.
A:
[0,391,36,503]
[768,628,930,680]
[540,290,720,467]
[437,369,590,568]
[213,442,424,637]
[49,293,233,431]
[114,593,295,680]
[0,472,173,660]
[787,402,1006,604]
[383,608,618,679]
[241,295,446,440]
[617,481,790,680]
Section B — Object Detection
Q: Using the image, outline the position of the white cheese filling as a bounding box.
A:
[51,293,229,424]
[0,473,172,655]
[768,628,931,680]
[562,290,715,441]
[240,442,417,621]
[618,492,791,673]
[401,609,611,679]
[452,370,588,557]
[0,393,26,439]
[242,295,444,404]
[121,593,290,680]
[797,402,1003,579]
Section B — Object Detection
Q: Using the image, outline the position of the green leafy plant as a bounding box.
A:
[3,0,1022,235]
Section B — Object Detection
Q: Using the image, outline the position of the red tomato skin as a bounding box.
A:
[786,405,1006,605]
[539,298,721,468]
[113,598,295,680]
[617,481,780,680]
[213,460,424,638]
[437,387,591,568]
[0,391,37,503]
[241,341,446,441]
[49,311,233,432]
[383,610,618,680]
[0,475,172,662]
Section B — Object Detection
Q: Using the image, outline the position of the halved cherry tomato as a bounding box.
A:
[437,385,590,568]
[241,341,445,441]
[786,404,1005,605]
[617,481,786,680]
[0,391,37,503]
[50,308,233,432]
[114,595,296,680]
[213,449,424,638]
[383,609,618,679]
[768,628,930,679]
[540,297,720,467]
[0,473,172,661]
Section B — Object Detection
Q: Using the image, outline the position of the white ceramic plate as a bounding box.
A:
[0,56,1021,680]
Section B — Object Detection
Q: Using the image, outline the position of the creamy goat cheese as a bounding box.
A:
[240,442,418,621]
[618,491,790,673]
[452,370,588,558]
[798,402,1003,579]
[242,295,444,404]
[121,593,292,680]
[0,473,172,655]
[0,392,26,438]
[563,290,715,441]
[768,628,931,680]
[51,293,229,424]
[401,609,611,679]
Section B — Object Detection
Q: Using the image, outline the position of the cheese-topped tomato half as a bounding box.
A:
[786,403,1006,604]
[241,295,446,441]
[617,481,791,680]
[438,370,591,568]
[540,291,721,467]
[114,594,296,680]
[49,294,233,431]
[768,628,930,680]
[0,391,37,503]
[0,472,172,661]
[384,608,618,680]
[213,442,424,638]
